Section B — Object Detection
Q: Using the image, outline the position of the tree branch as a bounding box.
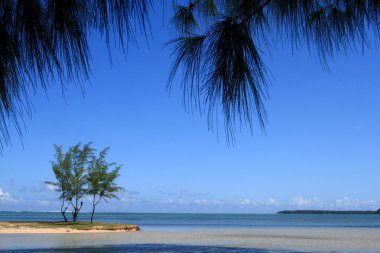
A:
[239,0,272,24]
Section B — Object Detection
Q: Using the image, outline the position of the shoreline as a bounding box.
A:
[0,221,140,234]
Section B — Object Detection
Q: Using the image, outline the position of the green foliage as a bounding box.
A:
[87,147,124,223]
[67,142,94,222]
[45,144,73,222]
[1,0,380,146]
[46,143,123,222]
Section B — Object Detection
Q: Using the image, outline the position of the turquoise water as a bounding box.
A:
[0,211,379,229]
[1,212,380,252]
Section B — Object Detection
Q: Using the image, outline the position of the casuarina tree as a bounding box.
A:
[87,147,124,223]
[2,1,379,147]
[68,143,94,222]
[47,143,124,223]
[45,145,73,222]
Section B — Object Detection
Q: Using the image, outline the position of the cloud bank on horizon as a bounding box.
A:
[0,186,378,213]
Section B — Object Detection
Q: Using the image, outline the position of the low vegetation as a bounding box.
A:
[0,221,139,231]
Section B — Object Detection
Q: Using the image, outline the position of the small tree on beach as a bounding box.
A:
[48,143,124,223]
[87,147,124,223]
[68,143,94,222]
[45,145,73,222]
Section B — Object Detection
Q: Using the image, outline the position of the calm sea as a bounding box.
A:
[0,211,379,229]
[1,212,380,252]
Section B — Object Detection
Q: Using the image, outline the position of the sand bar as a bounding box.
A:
[0,221,139,234]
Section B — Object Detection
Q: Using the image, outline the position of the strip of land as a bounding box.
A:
[0,221,139,233]
[278,209,380,214]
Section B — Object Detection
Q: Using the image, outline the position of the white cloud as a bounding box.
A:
[120,190,142,203]
[239,198,280,206]
[193,199,224,206]
[239,198,249,205]
[288,196,379,210]
[0,188,20,204]
[291,196,319,207]
[155,197,225,206]
[45,184,58,192]
[162,198,187,205]
[267,198,280,205]
[158,189,209,197]
[333,197,377,209]
[194,199,208,206]
[36,200,50,206]
[164,198,174,204]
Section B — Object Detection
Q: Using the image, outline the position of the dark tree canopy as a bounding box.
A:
[1,0,379,147]
[0,0,150,148]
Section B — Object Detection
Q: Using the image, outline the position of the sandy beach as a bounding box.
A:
[0,221,139,234]
[0,227,379,252]
[0,227,135,234]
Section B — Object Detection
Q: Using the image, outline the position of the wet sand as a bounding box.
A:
[0,227,380,252]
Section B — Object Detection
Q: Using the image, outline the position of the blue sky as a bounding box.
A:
[0,6,380,213]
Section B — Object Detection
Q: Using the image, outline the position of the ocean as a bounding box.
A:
[1,212,380,252]
[1,211,379,229]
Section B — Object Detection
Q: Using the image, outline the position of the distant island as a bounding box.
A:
[278,209,380,214]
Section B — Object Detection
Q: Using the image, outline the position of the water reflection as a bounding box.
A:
[1,244,307,253]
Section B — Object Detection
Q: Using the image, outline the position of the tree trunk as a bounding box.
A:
[60,199,68,222]
[72,209,78,222]
[91,195,102,224]
[91,194,96,223]
[72,198,78,222]
[71,198,83,222]
[61,211,68,222]
[90,205,95,223]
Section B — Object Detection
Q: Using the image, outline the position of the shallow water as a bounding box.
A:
[0,244,306,253]
[1,212,380,252]
[1,228,380,253]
